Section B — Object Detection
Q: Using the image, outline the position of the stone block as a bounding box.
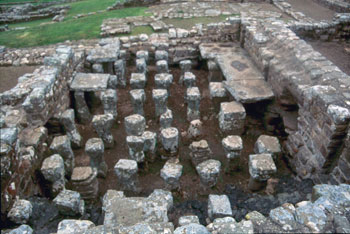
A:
[41,154,65,194]
[114,159,139,192]
[254,135,281,159]
[189,140,212,166]
[249,154,277,181]
[152,89,168,117]
[7,199,33,224]
[196,159,221,187]
[61,109,82,148]
[100,89,118,118]
[126,136,145,162]
[209,82,227,99]
[183,72,196,88]
[53,190,85,216]
[178,215,200,226]
[187,119,203,139]
[130,73,146,89]
[160,109,173,129]
[156,60,169,73]
[160,127,179,154]
[155,50,168,61]
[130,89,146,116]
[219,101,246,135]
[208,194,232,220]
[136,58,147,74]
[142,131,157,162]
[222,135,243,159]
[155,73,173,90]
[136,50,149,62]
[85,138,107,178]
[92,114,115,149]
[160,158,183,190]
[186,87,201,121]
[57,219,95,234]
[50,135,74,177]
[124,114,146,136]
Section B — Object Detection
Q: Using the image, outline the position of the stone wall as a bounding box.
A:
[241,18,350,185]
[0,46,84,221]
[312,0,350,13]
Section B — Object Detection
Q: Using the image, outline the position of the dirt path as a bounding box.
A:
[0,66,39,93]
[286,0,335,21]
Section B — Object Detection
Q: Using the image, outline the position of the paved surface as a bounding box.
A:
[70,73,110,91]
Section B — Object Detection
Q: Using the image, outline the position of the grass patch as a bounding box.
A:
[1,0,57,4]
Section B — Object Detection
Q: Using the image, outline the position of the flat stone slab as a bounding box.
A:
[87,47,120,63]
[71,73,110,91]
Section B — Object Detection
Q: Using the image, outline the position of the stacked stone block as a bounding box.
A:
[208,194,232,220]
[160,109,173,130]
[196,159,221,187]
[50,135,75,177]
[126,136,145,163]
[100,89,118,118]
[71,166,99,200]
[152,89,169,118]
[74,91,91,124]
[248,153,277,191]
[189,140,212,166]
[41,154,66,195]
[92,114,115,149]
[85,138,107,178]
[53,189,85,216]
[114,159,139,192]
[155,50,168,61]
[114,59,126,87]
[179,60,192,84]
[60,109,82,149]
[207,60,222,82]
[254,135,281,160]
[142,131,157,162]
[187,119,203,140]
[160,158,183,190]
[186,87,201,121]
[130,89,146,116]
[219,101,246,135]
[7,199,33,224]
[156,60,169,73]
[160,127,179,156]
[222,135,243,171]
[155,73,173,90]
[130,73,146,89]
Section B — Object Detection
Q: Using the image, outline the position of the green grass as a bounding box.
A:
[0,0,57,4]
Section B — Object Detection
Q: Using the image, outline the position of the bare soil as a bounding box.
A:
[0,66,39,93]
[308,40,350,75]
[286,0,335,21]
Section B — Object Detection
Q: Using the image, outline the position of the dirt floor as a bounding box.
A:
[0,66,39,93]
[286,0,335,21]
[308,40,350,75]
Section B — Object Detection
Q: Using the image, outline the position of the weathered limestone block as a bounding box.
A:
[183,72,196,88]
[124,114,146,136]
[219,101,246,135]
[126,136,145,163]
[100,89,118,118]
[114,59,126,87]
[108,75,118,89]
[74,91,91,124]
[130,73,146,89]
[196,159,221,187]
[142,131,157,162]
[0,127,17,145]
[187,119,203,140]
[248,154,277,191]
[7,199,32,224]
[156,60,169,73]
[114,159,139,192]
[189,140,212,166]
[161,127,179,155]
[92,114,115,149]
[130,89,146,116]
[136,50,149,62]
[50,135,74,177]
[71,167,99,200]
[208,194,232,220]
[254,135,281,160]
[53,190,85,216]
[186,87,201,121]
[178,215,200,226]
[8,224,33,234]
[209,82,227,99]
[136,58,147,74]
[57,219,95,234]
[222,135,243,171]
[174,224,210,234]
[85,138,107,178]
[155,50,168,61]
[155,73,173,90]
[41,154,65,194]
[207,217,254,234]
[92,63,103,73]
[60,109,82,149]
[160,158,183,190]
[152,89,168,117]
[207,60,222,82]
[160,109,173,129]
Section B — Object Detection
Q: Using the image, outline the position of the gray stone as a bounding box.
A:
[9,224,33,234]
[108,75,118,89]
[114,59,126,87]
[92,114,115,149]
[187,119,203,139]
[208,194,232,220]
[179,215,200,226]
[196,159,221,187]
[334,215,350,234]
[327,104,350,125]
[130,73,146,89]
[85,138,107,178]
[130,89,145,116]
[160,127,179,154]
[222,135,243,159]
[160,109,173,129]
[0,127,18,145]
[160,158,183,190]
[92,63,104,73]
[174,224,210,234]
[189,140,212,166]
[70,73,110,91]
[295,202,327,232]
[155,73,173,90]
[249,154,277,181]
[209,82,227,98]
[74,91,91,124]
[60,109,82,148]
[50,135,74,177]
[269,204,296,226]
[219,101,246,135]
[155,50,168,61]
[254,135,281,159]
[207,217,254,234]
[152,89,168,117]
[183,72,196,88]
[7,199,32,224]
[136,58,147,74]
[136,50,149,62]
[100,89,118,118]
[57,219,95,234]
[71,166,99,200]
[126,136,145,162]
[53,190,85,216]
[179,60,192,84]
[124,114,146,136]
[114,159,139,192]
[41,154,65,194]
[186,87,201,121]
[156,60,169,73]
[142,131,157,162]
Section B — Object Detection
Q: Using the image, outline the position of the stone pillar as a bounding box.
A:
[92,114,115,149]
[222,135,243,172]
[160,158,183,190]
[209,82,227,112]
[186,87,201,121]
[126,136,145,163]
[155,50,168,61]
[142,131,157,162]
[156,60,169,73]
[108,75,118,89]
[136,50,149,62]
[114,59,126,87]
[100,89,118,118]
[53,190,85,216]
[208,194,232,221]
[60,109,82,149]
[187,119,203,140]
[179,60,192,84]
[50,135,74,177]
[183,72,196,88]
[219,101,246,135]
[114,159,139,192]
[160,127,179,156]
[130,89,146,116]
[155,73,173,90]
[196,159,221,187]
[130,73,146,89]
[189,140,212,167]
[124,114,146,136]
[74,91,91,124]
[85,138,107,178]
[152,89,168,118]
[254,135,281,160]
[207,60,222,82]
[92,63,104,73]
[41,154,65,195]
[71,166,99,200]
[136,58,147,74]
[160,109,173,129]
[248,153,277,191]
